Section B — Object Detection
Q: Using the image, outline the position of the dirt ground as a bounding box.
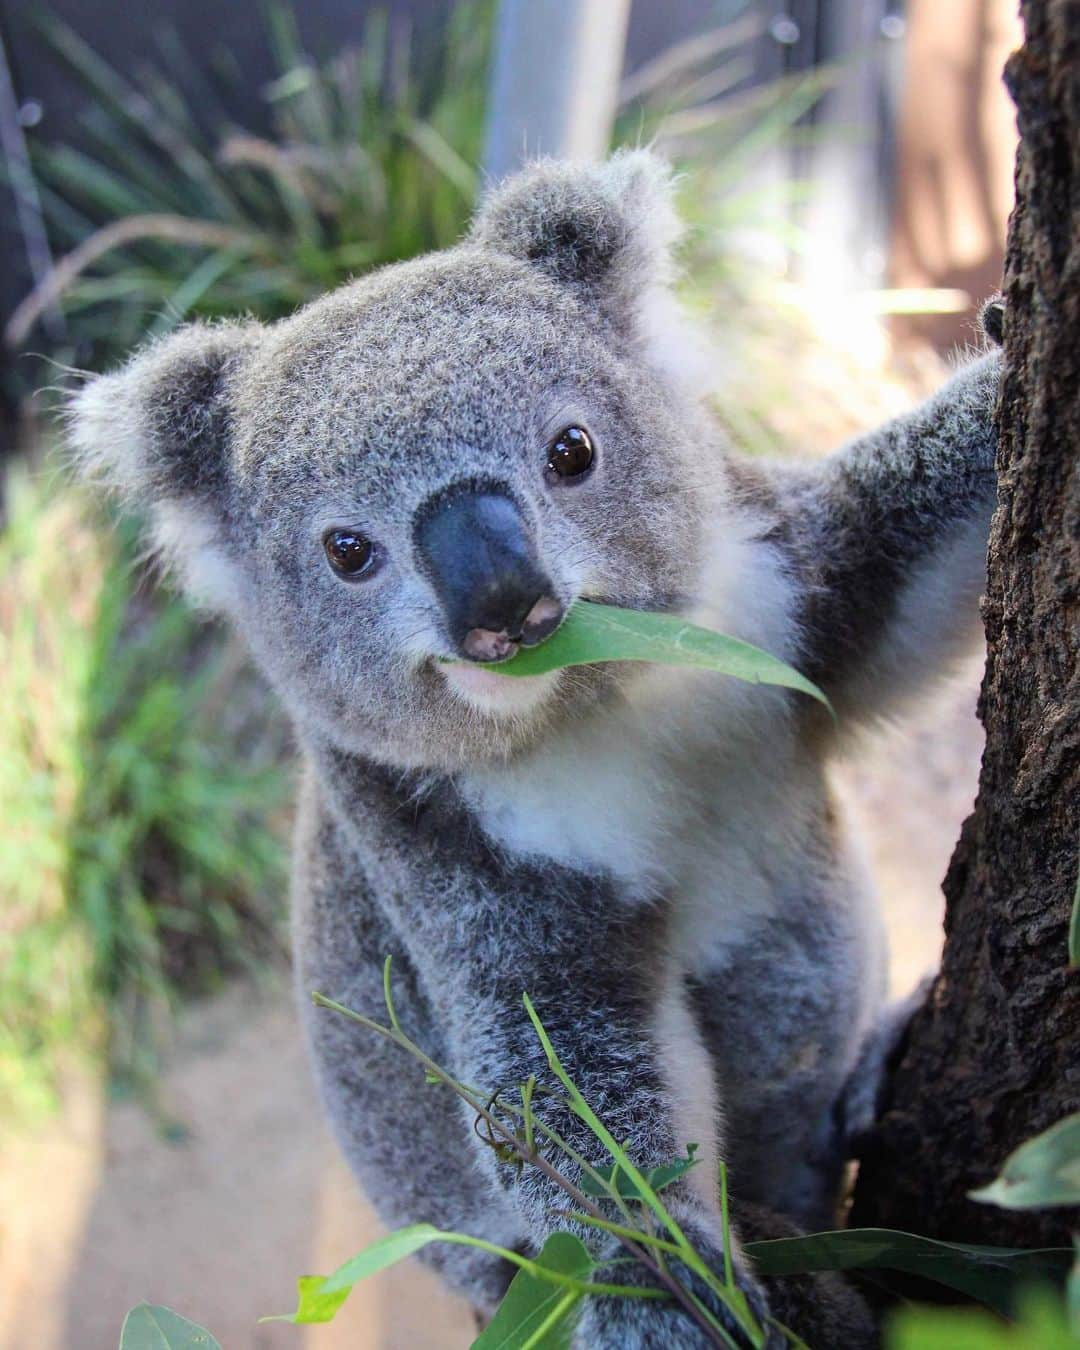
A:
[0,660,985,1350]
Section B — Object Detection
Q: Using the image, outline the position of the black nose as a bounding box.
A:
[413,485,563,661]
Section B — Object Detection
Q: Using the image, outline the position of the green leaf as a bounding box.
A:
[1068,1238,1079,1336]
[970,1114,1080,1211]
[265,1222,606,1328]
[321,1223,447,1293]
[263,1223,444,1323]
[1069,859,1079,969]
[579,1142,701,1199]
[744,1228,1074,1317]
[885,1289,1079,1350]
[472,1233,592,1350]
[118,1304,221,1350]
[262,1276,351,1325]
[487,601,831,711]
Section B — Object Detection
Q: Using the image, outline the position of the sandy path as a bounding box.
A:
[0,663,984,1350]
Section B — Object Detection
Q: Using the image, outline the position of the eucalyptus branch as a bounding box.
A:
[550,1209,684,1257]
[312,971,745,1349]
[493,1094,640,1229]
[523,993,764,1347]
[386,1230,661,1300]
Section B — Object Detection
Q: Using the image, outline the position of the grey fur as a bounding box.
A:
[68,150,1000,1347]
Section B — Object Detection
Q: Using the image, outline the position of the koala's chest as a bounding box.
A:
[461,700,859,975]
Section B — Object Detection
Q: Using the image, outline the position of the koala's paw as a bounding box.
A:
[571,1215,782,1350]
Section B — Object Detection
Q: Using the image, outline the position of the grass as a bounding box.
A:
[0,462,289,1119]
[5,2,833,389]
[6,0,494,371]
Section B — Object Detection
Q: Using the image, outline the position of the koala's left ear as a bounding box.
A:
[67,319,262,614]
[469,149,681,324]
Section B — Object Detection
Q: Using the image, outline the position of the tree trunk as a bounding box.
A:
[850,0,1080,1249]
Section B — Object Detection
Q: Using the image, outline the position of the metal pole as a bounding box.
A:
[483,0,631,182]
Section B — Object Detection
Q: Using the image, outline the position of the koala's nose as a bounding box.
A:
[413,485,563,662]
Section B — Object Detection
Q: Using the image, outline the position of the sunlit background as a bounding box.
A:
[0,2,1019,1346]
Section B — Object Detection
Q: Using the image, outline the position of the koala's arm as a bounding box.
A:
[768,348,1002,725]
[374,835,873,1348]
[347,835,762,1347]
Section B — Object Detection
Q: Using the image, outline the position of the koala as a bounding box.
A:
[69,151,1002,1348]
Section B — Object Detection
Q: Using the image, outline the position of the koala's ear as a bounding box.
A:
[469,149,681,318]
[978,294,1005,347]
[67,320,261,613]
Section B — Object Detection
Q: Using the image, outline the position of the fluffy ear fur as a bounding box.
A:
[470,150,681,314]
[67,320,262,614]
[471,150,713,394]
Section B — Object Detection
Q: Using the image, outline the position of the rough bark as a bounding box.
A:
[850,0,1080,1248]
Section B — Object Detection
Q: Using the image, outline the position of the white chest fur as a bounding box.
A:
[460,527,847,972]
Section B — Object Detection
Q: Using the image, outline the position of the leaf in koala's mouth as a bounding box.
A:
[487,599,832,711]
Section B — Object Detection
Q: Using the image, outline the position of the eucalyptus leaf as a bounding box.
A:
[472,1232,592,1350]
[321,1222,446,1293]
[579,1142,701,1199]
[489,601,830,711]
[970,1113,1080,1211]
[744,1228,1073,1317]
[263,1223,443,1323]
[259,1275,351,1325]
[118,1304,220,1350]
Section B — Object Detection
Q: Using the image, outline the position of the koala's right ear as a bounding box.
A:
[67,319,261,614]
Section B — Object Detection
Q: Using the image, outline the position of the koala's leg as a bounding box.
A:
[292,785,525,1315]
[770,343,1002,726]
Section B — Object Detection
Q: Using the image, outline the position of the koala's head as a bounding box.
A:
[69,151,725,770]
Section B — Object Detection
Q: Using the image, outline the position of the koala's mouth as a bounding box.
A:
[438,660,557,716]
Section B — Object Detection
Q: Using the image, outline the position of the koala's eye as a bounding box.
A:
[324,528,376,579]
[546,426,594,480]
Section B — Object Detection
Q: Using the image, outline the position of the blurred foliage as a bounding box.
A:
[5,2,836,388]
[886,1289,1080,1349]
[7,0,493,370]
[0,463,288,1119]
[614,14,831,280]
